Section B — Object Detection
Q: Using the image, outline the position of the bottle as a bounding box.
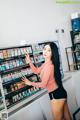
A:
[11,73,14,81]
[30,87,34,94]
[16,95,19,101]
[18,59,22,66]
[19,93,23,99]
[33,87,37,93]
[25,47,28,53]
[5,62,10,70]
[9,61,13,69]
[18,94,21,100]
[12,96,16,103]
[26,90,30,96]
[14,83,18,90]
[8,74,12,82]
[11,85,14,91]
[15,60,18,67]
[11,49,15,57]
[28,89,32,96]
[0,51,3,59]
[20,48,24,55]
[22,91,26,97]
[28,47,32,53]
[18,48,21,56]
[12,60,17,68]
[26,48,29,53]
[19,48,22,55]
[14,48,18,56]
[1,63,6,71]
[3,50,8,59]
[17,71,21,78]
[0,65,2,72]
[23,48,26,54]
[6,99,10,106]
[7,50,11,58]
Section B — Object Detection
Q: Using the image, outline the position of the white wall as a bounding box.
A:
[0,0,80,71]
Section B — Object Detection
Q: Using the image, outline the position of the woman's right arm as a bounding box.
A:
[25,53,43,74]
[29,61,43,74]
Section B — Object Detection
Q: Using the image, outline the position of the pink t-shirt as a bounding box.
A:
[29,60,58,92]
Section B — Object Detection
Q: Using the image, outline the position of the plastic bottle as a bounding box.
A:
[11,49,14,57]
[7,50,11,58]
[0,51,3,59]
[3,50,8,59]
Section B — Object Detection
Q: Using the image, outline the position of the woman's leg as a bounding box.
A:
[50,99,66,120]
[63,100,72,120]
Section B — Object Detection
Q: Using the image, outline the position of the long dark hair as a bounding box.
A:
[44,41,62,87]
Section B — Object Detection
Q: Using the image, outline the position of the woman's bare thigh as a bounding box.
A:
[50,99,66,120]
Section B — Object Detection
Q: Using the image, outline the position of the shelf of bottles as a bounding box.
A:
[32,43,45,67]
[70,31,80,45]
[69,30,80,71]
[65,46,80,71]
[0,45,41,109]
[32,41,64,78]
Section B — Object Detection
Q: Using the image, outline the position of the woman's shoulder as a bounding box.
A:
[45,62,54,69]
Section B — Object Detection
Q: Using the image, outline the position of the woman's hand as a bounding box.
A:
[22,76,32,86]
[25,52,31,64]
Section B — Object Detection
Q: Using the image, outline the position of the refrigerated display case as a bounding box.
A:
[0,45,42,110]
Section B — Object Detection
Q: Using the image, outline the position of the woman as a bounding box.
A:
[22,42,72,120]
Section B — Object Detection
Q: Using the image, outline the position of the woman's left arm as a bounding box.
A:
[22,65,53,88]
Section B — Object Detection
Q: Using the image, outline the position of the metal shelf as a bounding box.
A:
[2,73,36,86]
